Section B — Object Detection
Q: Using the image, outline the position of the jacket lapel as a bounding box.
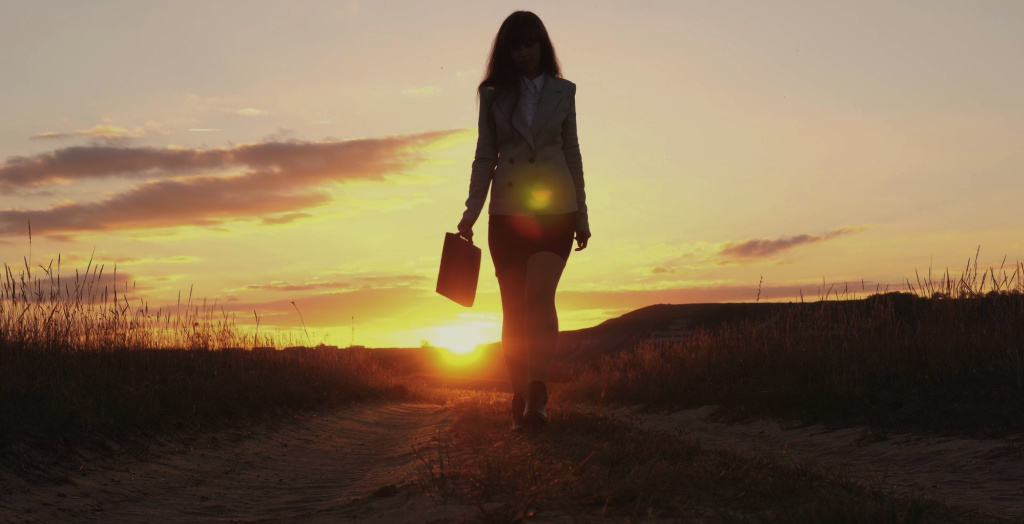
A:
[529,75,564,141]
[510,96,535,150]
[504,75,565,151]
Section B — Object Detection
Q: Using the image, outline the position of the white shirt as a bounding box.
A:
[518,73,545,127]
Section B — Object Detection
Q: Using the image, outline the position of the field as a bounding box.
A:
[2,248,1022,521]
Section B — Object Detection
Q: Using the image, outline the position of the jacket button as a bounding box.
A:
[529,157,535,163]
[509,157,515,164]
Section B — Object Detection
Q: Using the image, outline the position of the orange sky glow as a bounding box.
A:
[2,1,1023,349]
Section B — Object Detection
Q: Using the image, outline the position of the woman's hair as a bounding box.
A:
[479,11,561,102]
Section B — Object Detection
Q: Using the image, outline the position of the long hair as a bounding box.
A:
[478,11,561,110]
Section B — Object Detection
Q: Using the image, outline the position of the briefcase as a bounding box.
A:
[436,232,481,307]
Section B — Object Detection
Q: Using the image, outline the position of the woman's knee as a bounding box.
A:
[525,252,564,299]
[524,289,556,310]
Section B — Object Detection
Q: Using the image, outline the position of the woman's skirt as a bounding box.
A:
[487,212,576,273]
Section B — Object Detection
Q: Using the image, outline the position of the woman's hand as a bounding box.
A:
[574,230,590,251]
[457,220,473,242]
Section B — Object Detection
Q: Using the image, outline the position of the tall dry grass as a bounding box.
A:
[2,250,260,351]
[0,249,418,456]
[565,251,1024,436]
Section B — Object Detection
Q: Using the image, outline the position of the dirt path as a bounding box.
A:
[585,404,1024,521]
[5,396,1023,522]
[0,402,466,523]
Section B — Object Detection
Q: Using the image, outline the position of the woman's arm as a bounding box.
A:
[561,83,590,238]
[457,86,498,238]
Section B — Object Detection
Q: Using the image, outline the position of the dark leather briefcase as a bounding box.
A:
[436,232,481,307]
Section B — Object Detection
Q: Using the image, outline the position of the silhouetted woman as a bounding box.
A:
[457,11,591,432]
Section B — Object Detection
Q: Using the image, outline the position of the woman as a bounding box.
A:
[456,11,591,432]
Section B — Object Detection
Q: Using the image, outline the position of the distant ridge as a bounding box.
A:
[555,302,786,360]
[475,302,788,362]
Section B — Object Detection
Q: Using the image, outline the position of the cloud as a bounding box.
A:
[243,274,427,293]
[217,286,432,328]
[1,178,331,238]
[58,253,201,266]
[29,125,132,141]
[260,212,312,225]
[557,279,890,311]
[235,108,266,116]
[29,121,171,143]
[401,86,440,97]
[719,227,860,259]
[30,131,73,140]
[0,129,460,238]
[76,124,132,139]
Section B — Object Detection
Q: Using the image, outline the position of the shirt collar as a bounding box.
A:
[520,72,545,92]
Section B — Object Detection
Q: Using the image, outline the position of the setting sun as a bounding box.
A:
[432,322,492,355]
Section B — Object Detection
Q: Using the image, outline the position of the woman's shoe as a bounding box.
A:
[512,391,526,432]
[524,381,548,429]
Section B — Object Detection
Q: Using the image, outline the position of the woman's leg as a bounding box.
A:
[523,251,567,383]
[490,216,531,396]
[495,265,529,395]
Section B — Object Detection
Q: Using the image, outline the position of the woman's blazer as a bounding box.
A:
[459,74,590,236]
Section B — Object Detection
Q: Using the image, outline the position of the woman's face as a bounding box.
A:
[509,33,541,76]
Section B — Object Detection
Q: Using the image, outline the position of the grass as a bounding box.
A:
[0,248,421,461]
[409,393,996,522]
[4,236,1022,472]
[563,251,1024,436]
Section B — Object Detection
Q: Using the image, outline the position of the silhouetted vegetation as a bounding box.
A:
[0,250,418,460]
[565,252,1024,436]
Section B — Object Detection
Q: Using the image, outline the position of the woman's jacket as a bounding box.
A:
[459,74,590,237]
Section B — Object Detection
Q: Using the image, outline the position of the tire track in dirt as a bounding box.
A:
[1,402,456,523]
[584,404,1024,521]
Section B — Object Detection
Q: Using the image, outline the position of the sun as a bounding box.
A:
[432,322,493,355]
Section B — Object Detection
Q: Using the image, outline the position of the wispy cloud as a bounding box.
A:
[53,252,200,267]
[30,131,72,140]
[30,121,170,142]
[0,129,460,238]
[718,227,861,260]
[235,108,266,116]
[243,274,427,293]
[260,212,312,225]
[401,86,440,97]
[218,286,431,328]
[558,279,889,311]
[30,124,133,141]
[75,124,132,139]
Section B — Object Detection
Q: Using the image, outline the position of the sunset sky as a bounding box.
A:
[2,1,1022,349]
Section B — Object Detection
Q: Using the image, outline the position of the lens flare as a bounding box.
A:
[528,187,552,210]
[507,213,542,238]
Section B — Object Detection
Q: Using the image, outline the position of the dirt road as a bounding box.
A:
[4,397,1022,522]
[589,404,1024,521]
[0,402,462,523]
